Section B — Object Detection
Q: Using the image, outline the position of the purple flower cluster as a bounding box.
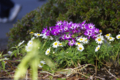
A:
[41,21,100,46]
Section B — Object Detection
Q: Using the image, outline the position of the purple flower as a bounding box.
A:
[63,26,69,32]
[80,23,87,30]
[68,39,76,46]
[64,34,72,40]
[41,27,48,34]
[72,29,78,34]
[84,30,93,39]
[94,28,99,34]
[56,21,62,26]
[70,23,77,30]
[87,23,95,30]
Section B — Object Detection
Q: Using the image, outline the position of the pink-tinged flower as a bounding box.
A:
[94,28,99,33]
[56,21,62,26]
[51,28,59,36]
[59,35,65,40]
[68,21,73,25]
[72,29,78,33]
[63,26,69,32]
[80,23,87,30]
[84,30,93,39]
[70,23,77,30]
[92,34,98,39]
[63,21,68,25]
[87,23,95,30]
[68,39,76,46]
[64,34,72,40]
[41,27,48,34]
[76,24,80,28]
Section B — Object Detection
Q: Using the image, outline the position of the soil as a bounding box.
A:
[0,49,120,80]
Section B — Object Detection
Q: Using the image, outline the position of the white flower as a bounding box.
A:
[4,57,9,60]
[108,37,115,41]
[38,64,42,68]
[38,61,46,68]
[83,38,89,44]
[52,41,60,48]
[75,42,82,46]
[18,40,25,46]
[8,51,12,55]
[25,40,34,52]
[45,48,50,55]
[77,36,84,42]
[50,36,53,40]
[105,33,111,39]
[40,61,46,64]
[95,36,104,44]
[42,33,48,39]
[95,45,101,52]
[59,42,63,47]
[27,40,33,46]
[31,37,35,40]
[25,45,32,52]
[34,33,42,37]
[116,34,120,39]
[77,45,84,52]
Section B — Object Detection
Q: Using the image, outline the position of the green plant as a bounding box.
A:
[7,0,120,48]
[0,51,9,70]
[14,39,55,80]
[11,20,120,79]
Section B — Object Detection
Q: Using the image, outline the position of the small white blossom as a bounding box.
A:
[59,42,63,47]
[38,64,42,68]
[83,37,89,44]
[31,37,35,40]
[52,41,60,48]
[116,34,120,39]
[27,40,33,46]
[50,36,53,40]
[25,45,32,52]
[77,36,84,42]
[77,45,84,52]
[8,51,12,55]
[40,61,46,64]
[34,33,42,37]
[42,33,48,39]
[45,48,50,55]
[105,33,111,39]
[95,36,104,44]
[38,61,46,68]
[95,45,101,52]
[108,37,115,41]
[75,42,82,46]
[18,40,25,46]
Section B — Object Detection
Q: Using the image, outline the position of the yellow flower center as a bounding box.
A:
[78,43,81,45]
[99,30,102,32]
[59,43,62,46]
[79,47,82,50]
[98,38,101,41]
[85,39,87,41]
[47,51,49,53]
[106,34,109,36]
[80,38,83,41]
[54,42,58,45]
[29,42,32,44]
[37,34,40,36]
[97,47,100,50]
[118,36,120,38]
[109,37,112,39]
[30,32,33,34]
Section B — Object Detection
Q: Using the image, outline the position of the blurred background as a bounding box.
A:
[0,0,48,50]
